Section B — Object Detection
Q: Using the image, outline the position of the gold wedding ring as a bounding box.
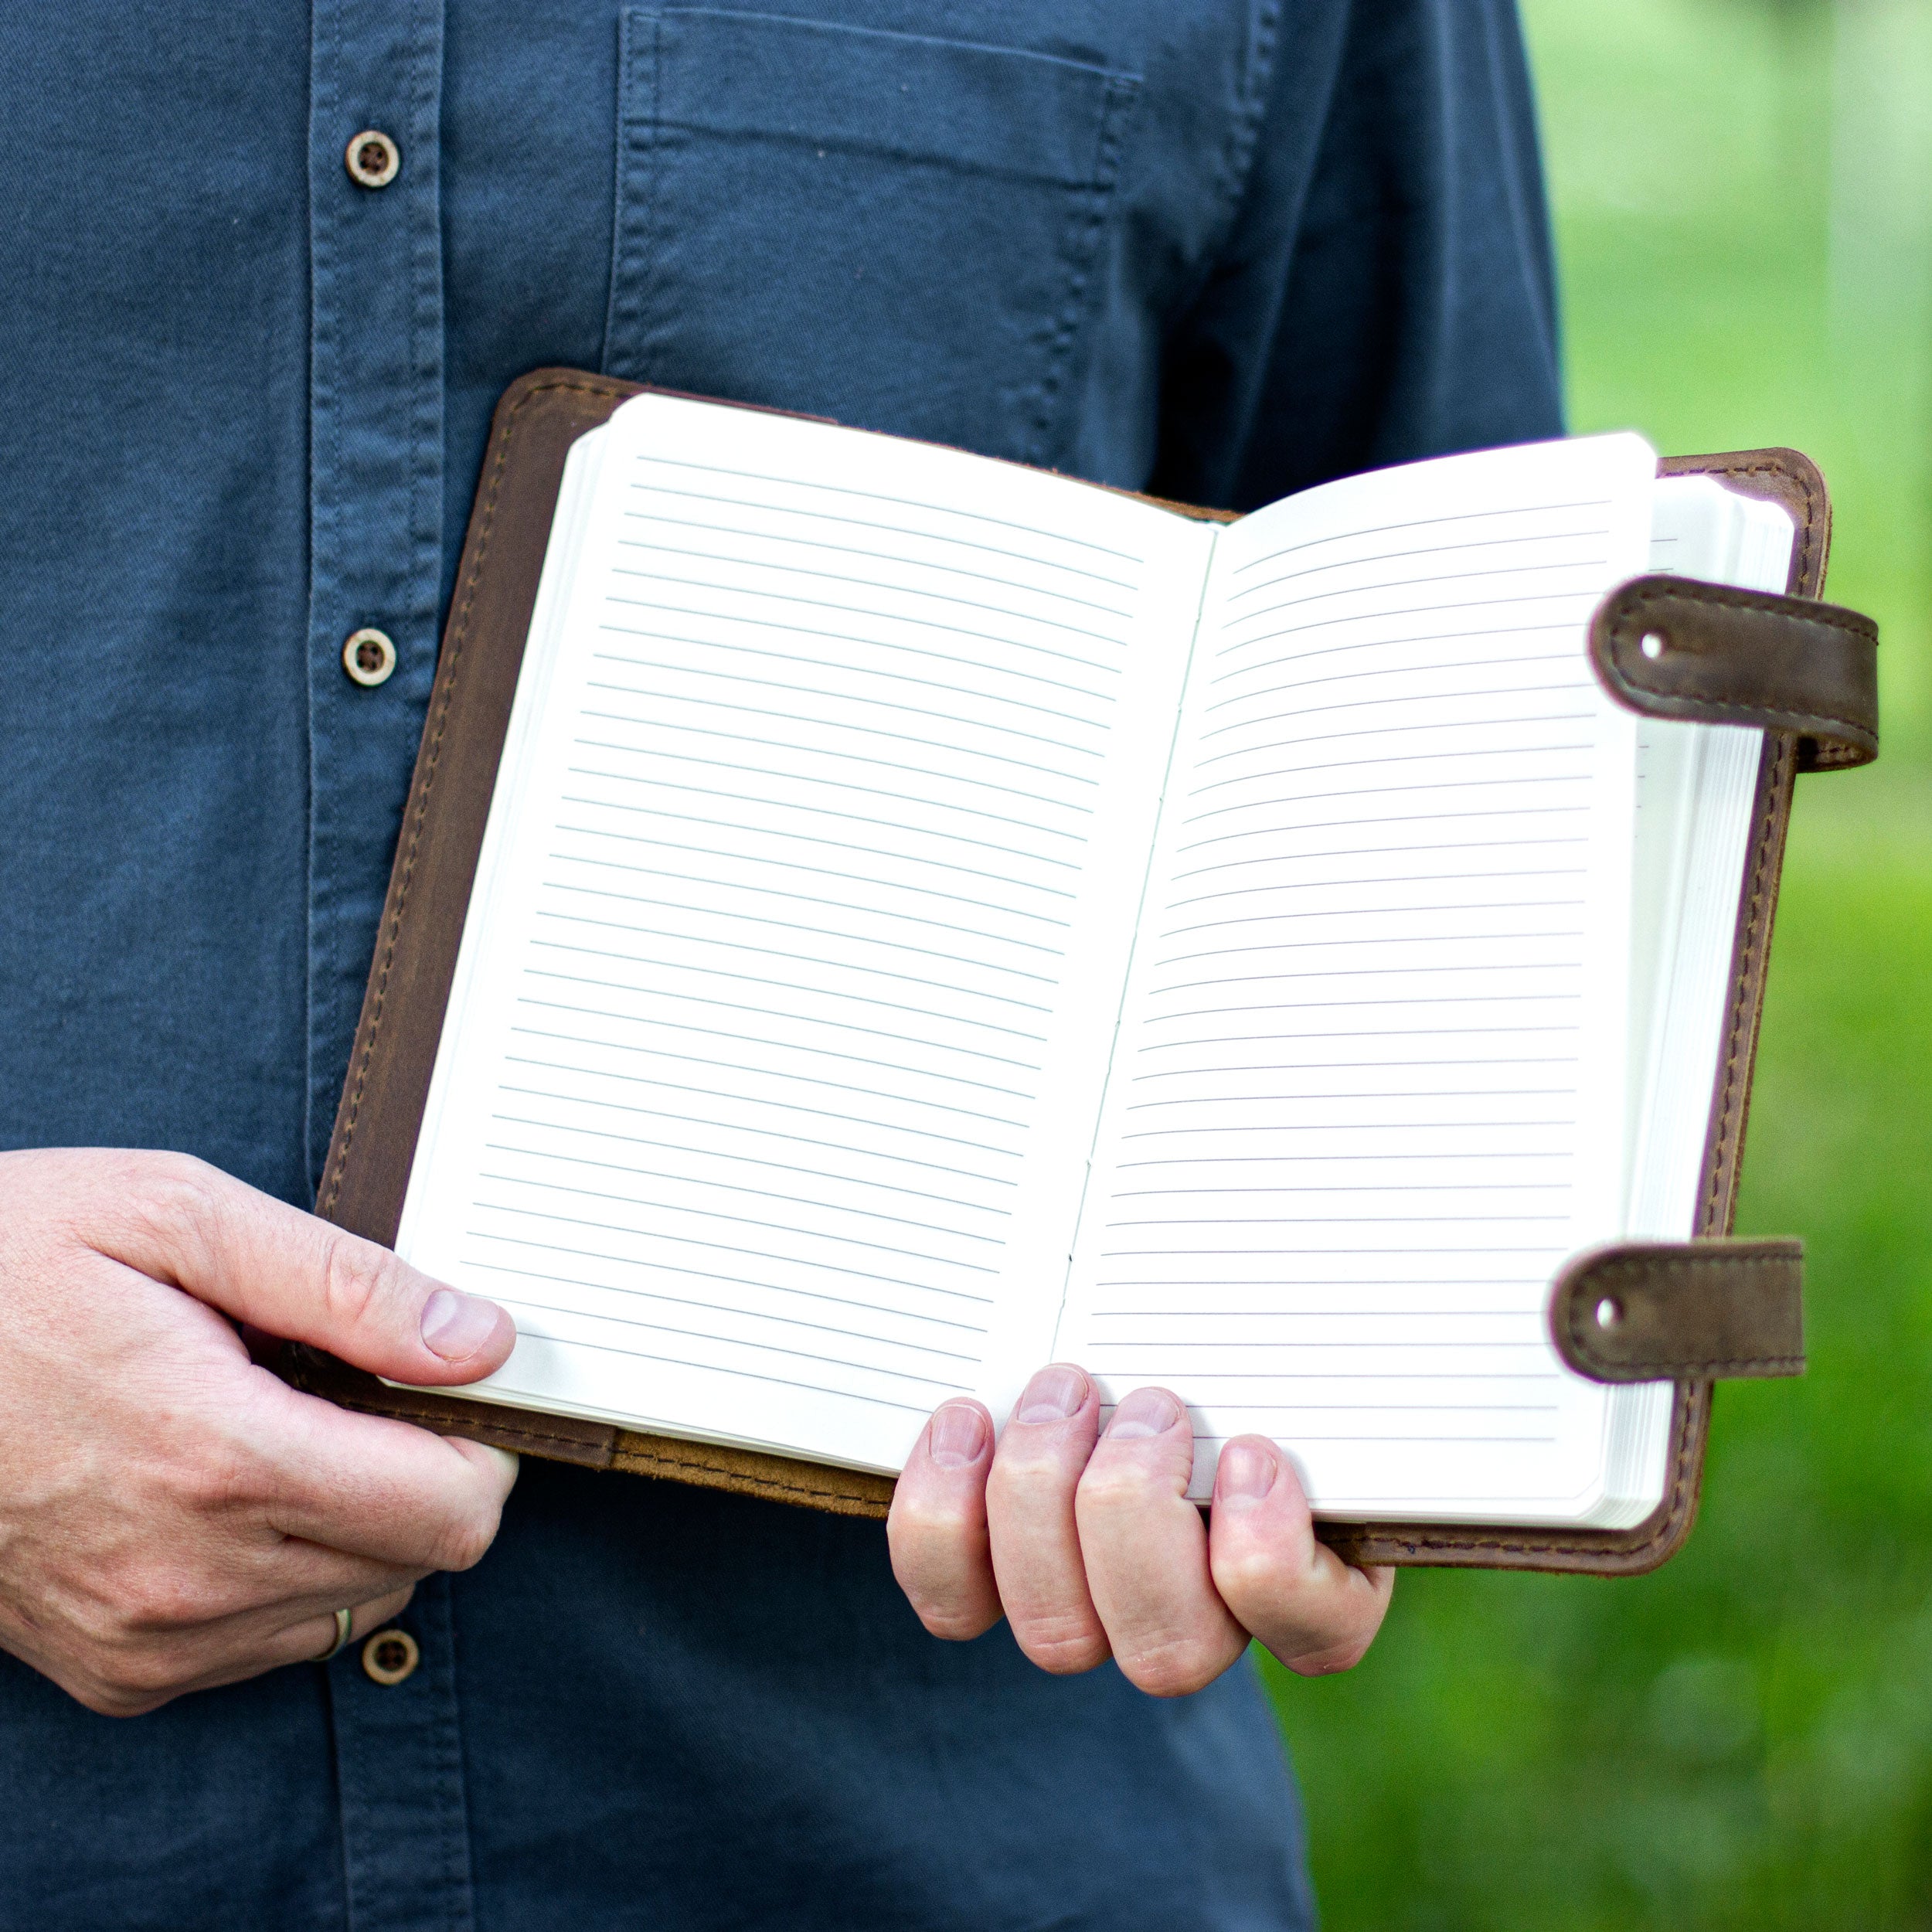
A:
[314,1607,354,1663]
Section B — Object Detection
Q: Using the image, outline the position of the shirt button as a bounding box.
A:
[345,129,401,189]
[342,626,397,687]
[362,1628,421,1686]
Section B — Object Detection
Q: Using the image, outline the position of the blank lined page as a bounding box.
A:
[1056,436,1658,1522]
[396,394,1213,1472]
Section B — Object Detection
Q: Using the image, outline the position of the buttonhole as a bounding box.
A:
[1596,1295,1624,1331]
[1641,631,1668,661]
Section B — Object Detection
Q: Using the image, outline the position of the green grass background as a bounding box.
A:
[1267,2,1932,1923]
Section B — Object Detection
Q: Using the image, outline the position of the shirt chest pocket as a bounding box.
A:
[603,9,1141,468]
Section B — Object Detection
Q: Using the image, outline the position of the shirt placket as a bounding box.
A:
[306,0,448,1192]
[308,7,474,1931]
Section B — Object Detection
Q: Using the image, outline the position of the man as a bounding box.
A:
[0,2,1562,1924]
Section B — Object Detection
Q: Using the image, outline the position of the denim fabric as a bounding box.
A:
[0,3,1560,1925]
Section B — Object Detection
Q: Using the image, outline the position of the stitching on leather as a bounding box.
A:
[1705,736,1789,1236]
[303,1383,887,1501]
[319,375,630,1216]
[330,1394,614,1454]
[1578,1251,1796,1279]
[1573,1355,1801,1376]
[1563,1304,1801,1375]
[1697,454,1824,590]
[1620,577,1872,638]
[611,1443,889,1508]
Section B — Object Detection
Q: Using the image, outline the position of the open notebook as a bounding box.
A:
[377,390,1797,1532]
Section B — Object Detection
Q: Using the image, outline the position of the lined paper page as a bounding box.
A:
[1056,436,1657,1522]
[398,394,1213,1471]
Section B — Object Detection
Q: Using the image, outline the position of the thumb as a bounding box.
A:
[97,1152,516,1386]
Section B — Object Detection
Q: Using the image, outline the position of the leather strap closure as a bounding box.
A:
[1590,574,1878,770]
[1548,1238,1804,1383]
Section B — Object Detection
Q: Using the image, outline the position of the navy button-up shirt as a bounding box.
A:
[0,4,1560,1925]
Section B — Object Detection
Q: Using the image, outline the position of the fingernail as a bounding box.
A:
[927,1401,990,1469]
[1012,1364,1088,1426]
[1104,1386,1184,1440]
[420,1287,503,1361]
[1216,1439,1278,1505]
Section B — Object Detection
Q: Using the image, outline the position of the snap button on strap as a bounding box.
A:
[1548,1238,1805,1383]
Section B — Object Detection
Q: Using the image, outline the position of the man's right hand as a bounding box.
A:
[0,1148,521,1716]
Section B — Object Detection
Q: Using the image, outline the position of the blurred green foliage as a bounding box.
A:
[1267,3,1932,1924]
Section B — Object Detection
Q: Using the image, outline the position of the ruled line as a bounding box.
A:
[593,638,1108,733]
[614,554,1133,645]
[599,611,1115,706]
[530,927,1053,1019]
[1221,498,1611,573]
[486,1318,952,1413]
[553,814,1076,925]
[609,573,1124,674]
[585,678,1100,778]
[537,900,1059,988]
[581,709,1096,810]
[1162,871,1585,926]
[1196,676,1593,742]
[570,746,1090,847]
[465,1257,988,1334]
[619,520,1135,616]
[1183,743,1595,812]
[466,1224,995,1304]
[486,1291,979,1374]
[1202,619,1581,697]
[628,450,1144,561]
[1190,712,1594,779]
[1224,528,1612,601]
[564,770,1084,877]
[487,1127,1010,1221]
[482,1145,1006,1245]
[506,1032,1028,1135]
[495,1089,1018,1185]
[1223,555,1608,633]
[476,1185,1001,1275]
[620,485,1140,587]
[1209,589,1602,668]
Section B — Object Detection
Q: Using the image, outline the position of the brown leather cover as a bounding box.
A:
[281,1343,898,1516]
[1548,1239,1804,1383]
[1590,575,1877,770]
[287,385,1841,1573]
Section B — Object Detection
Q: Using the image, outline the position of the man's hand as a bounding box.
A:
[889,1366,1393,1696]
[0,1148,520,1716]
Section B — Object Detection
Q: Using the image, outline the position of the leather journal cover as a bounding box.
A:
[282,370,1879,1574]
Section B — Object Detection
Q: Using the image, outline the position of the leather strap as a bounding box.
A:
[1548,1239,1804,1383]
[1590,574,1878,770]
